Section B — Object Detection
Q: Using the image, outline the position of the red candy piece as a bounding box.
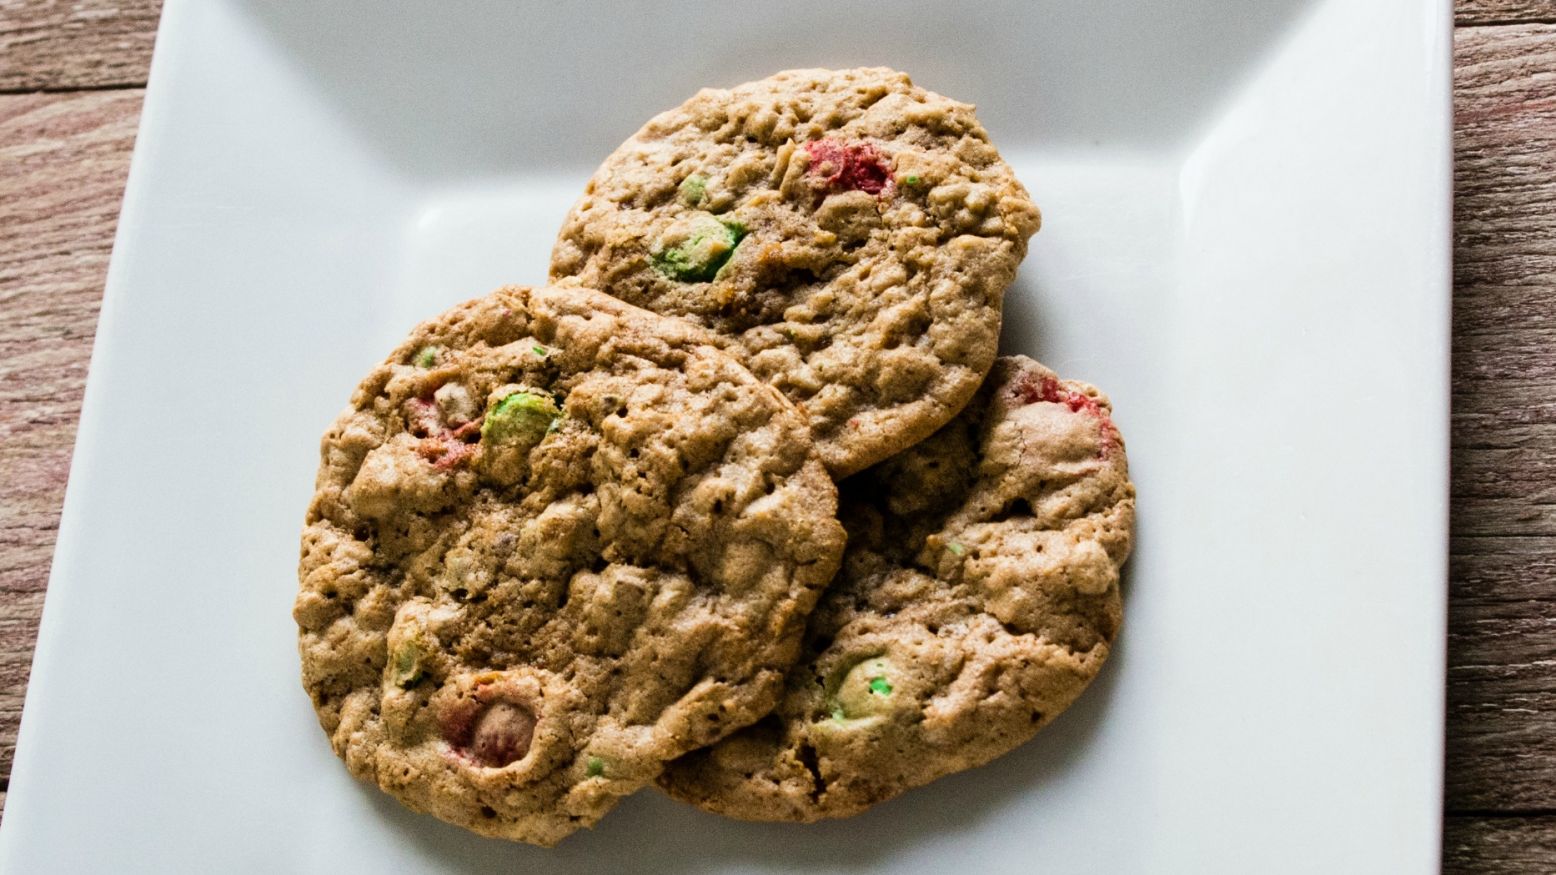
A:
[412,406,481,469]
[469,701,537,767]
[440,687,538,768]
[417,437,476,470]
[1010,372,1119,456]
[405,397,442,437]
[803,139,893,195]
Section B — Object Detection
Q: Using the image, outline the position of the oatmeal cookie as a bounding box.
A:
[294,284,845,844]
[550,67,1041,477]
[658,356,1131,820]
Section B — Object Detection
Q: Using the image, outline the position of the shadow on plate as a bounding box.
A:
[359,634,1128,874]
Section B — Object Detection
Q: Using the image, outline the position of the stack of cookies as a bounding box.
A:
[294,67,1135,846]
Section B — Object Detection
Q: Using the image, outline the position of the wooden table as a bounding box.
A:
[1,2,1552,870]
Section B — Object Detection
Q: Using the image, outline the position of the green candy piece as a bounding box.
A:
[904,174,922,186]
[585,756,605,777]
[532,345,548,357]
[678,174,708,205]
[390,640,424,687]
[481,391,561,446]
[413,345,441,368]
[652,214,746,282]
[946,541,967,557]
[827,656,897,722]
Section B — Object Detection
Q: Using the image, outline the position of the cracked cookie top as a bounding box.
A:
[550,67,1041,477]
[657,356,1131,821]
[294,284,844,845]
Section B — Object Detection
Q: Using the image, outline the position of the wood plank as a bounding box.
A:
[1447,600,1556,810]
[1447,22,1556,816]
[1454,24,1556,324]
[0,4,1551,872]
[0,88,142,793]
[1460,0,1556,26]
[1454,536,1556,605]
[1445,815,1556,873]
[0,0,162,92]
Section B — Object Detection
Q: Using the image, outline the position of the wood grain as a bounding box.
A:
[0,0,162,92]
[1460,0,1556,25]
[1445,816,1556,873]
[1448,23,1556,820]
[2,1,1556,870]
[0,89,142,788]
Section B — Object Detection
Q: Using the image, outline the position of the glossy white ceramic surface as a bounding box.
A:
[0,0,1451,871]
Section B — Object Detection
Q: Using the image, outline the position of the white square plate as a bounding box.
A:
[0,0,1452,871]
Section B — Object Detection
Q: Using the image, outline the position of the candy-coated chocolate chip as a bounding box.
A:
[391,640,424,687]
[413,346,441,368]
[1007,371,1119,456]
[481,391,561,447]
[586,756,605,777]
[803,139,892,195]
[405,397,443,437]
[678,174,708,206]
[651,214,746,282]
[470,700,536,767]
[829,655,897,721]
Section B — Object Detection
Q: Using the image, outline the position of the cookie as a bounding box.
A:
[293,284,845,845]
[658,356,1132,821]
[550,67,1041,477]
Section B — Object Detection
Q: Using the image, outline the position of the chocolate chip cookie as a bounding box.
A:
[658,356,1132,821]
[294,284,845,845]
[550,67,1041,477]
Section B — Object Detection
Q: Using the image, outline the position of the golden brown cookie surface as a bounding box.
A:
[658,356,1132,821]
[550,67,1041,477]
[294,284,844,845]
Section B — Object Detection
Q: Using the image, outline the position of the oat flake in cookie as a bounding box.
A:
[658,356,1132,821]
[293,284,845,845]
[550,67,1041,477]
